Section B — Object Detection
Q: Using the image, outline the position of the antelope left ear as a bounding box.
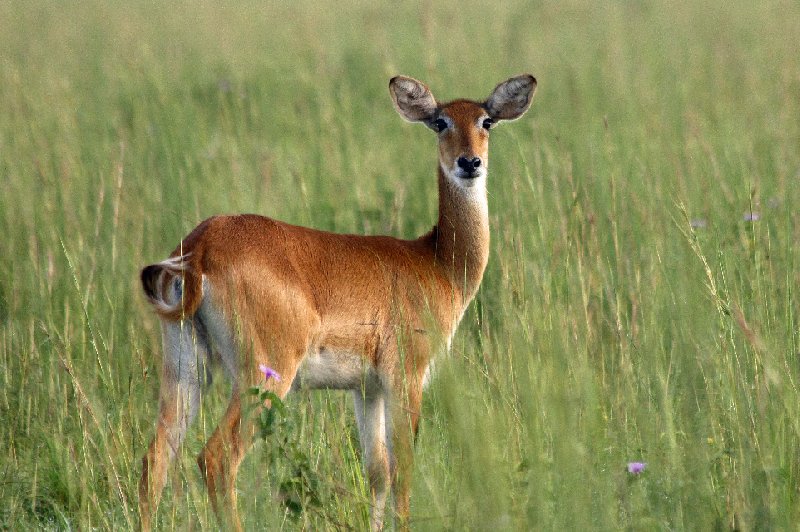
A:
[485,74,537,121]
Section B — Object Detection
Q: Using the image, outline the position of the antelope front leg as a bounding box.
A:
[353,389,392,530]
[390,383,423,530]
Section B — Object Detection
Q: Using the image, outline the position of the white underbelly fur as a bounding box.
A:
[292,348,380,392]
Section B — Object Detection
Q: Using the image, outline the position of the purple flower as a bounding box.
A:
[627,462,646,474]
[743,212,760,222]
[258,364,281,382]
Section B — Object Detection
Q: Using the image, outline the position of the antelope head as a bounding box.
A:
[389,74,537,189]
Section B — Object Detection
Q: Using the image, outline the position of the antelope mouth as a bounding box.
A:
[457,169,482,179]
[453,166,486,183]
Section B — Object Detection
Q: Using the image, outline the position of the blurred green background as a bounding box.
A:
[1,0,799,529]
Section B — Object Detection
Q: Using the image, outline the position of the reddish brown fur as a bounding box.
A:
[139,74,535,531]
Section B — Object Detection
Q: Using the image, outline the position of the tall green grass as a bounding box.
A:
[1,0,798,529]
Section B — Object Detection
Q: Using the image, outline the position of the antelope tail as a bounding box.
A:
[140,254,203,321]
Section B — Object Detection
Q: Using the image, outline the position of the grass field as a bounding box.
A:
[1,0,799,529]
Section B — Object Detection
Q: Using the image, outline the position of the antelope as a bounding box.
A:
[138,74,536,531]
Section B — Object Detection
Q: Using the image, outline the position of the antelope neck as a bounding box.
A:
[429,165,490,303]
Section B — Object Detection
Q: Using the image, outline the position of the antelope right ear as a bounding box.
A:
[389,76,438,123]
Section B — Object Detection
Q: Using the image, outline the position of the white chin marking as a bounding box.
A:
[460,174,485,188]
[442,164,487,188]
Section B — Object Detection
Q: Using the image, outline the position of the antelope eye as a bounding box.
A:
[482,118,494,130]
[434,118,448,132]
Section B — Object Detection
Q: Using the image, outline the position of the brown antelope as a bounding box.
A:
[138,74,536,530]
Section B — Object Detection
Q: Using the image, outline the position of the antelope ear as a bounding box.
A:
[389,76,438,123]
[485,75,537,121]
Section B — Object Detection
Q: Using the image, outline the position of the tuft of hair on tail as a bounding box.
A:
[140,254,202,321]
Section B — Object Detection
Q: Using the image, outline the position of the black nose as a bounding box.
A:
[457,157,482,175]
